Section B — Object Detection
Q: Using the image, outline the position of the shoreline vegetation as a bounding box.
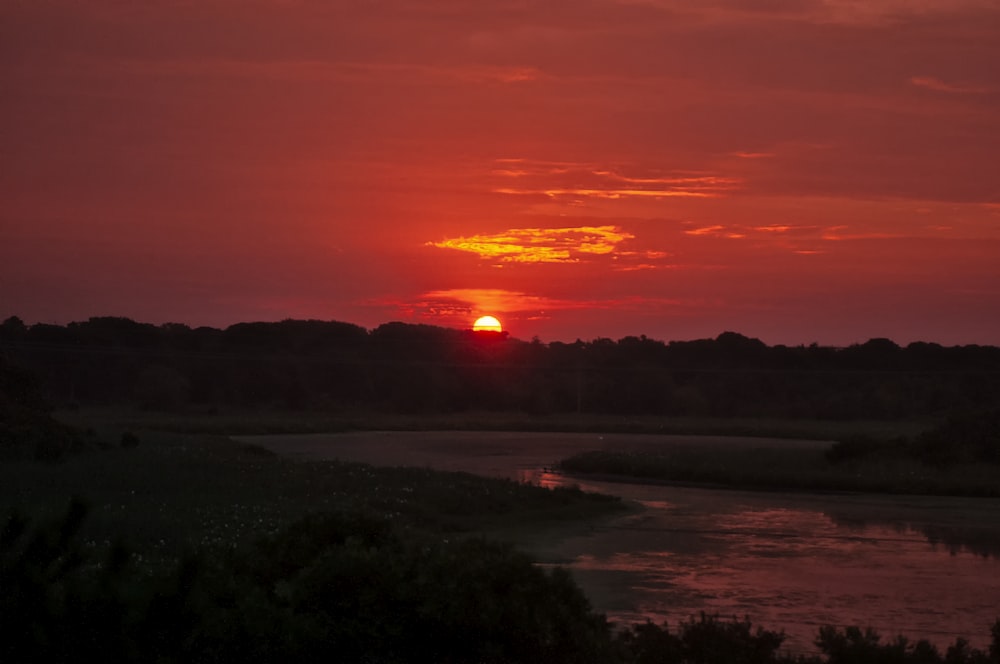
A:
[558,440,1000,498]
[559,451,1000,498]
[559,409,1000,498]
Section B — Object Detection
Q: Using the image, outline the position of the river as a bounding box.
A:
[237,430,1000,655]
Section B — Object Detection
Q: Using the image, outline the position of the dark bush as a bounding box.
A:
[914,409,1000,466]
[826,435,910,465]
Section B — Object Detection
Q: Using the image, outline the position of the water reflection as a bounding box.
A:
[519,470,1000,654]
[521,467,1000,559]
[826,513,1000,559]
[519,469,566,491]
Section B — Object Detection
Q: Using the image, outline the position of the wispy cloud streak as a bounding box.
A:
[910,76,991,94]
[491,159,740,201]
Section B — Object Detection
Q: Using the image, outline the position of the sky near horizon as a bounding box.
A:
[2,1,999,346]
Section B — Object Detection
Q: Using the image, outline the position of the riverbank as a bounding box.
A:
[559,446,1000,497]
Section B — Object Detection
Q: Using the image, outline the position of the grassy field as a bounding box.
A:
[56,405,932,440]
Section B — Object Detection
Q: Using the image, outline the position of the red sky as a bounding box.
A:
[2,0,998,346]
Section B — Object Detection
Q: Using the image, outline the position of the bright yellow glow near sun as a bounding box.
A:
[473,315,503,332]
[428,225,634,263]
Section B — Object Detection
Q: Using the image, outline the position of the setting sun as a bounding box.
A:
[472,315,502,332]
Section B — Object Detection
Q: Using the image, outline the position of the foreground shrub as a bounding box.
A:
[913,409,1000,467]
[618,614,790,664]
[1,503,614,663]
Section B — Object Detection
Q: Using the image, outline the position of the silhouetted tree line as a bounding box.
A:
[2,316,999,420]
[5,500,999,663]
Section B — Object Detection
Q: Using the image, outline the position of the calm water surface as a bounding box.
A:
[241,431,1000,654]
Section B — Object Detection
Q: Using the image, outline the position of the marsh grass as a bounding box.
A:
[0,429,624,573]
[560,446,1000,496]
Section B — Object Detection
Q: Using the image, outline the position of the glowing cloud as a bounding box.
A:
[820,226,902,241]
[493,187,718,199]
[428,225,635,263]
[683,225,746,239]
[491,159,740,200]
[421,289,566,313]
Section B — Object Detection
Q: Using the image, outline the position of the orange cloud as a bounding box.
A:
[614,262,678,272]
[494,187,718,199]
[492,158,582,172]
[420,289,578,314]
[612,249,676,271]
[820,225,903,241]
[684,225,725,236]
[592,170,739,189]
[683,225,746,239]
[428,225,635,263]
[491,159,740,200]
